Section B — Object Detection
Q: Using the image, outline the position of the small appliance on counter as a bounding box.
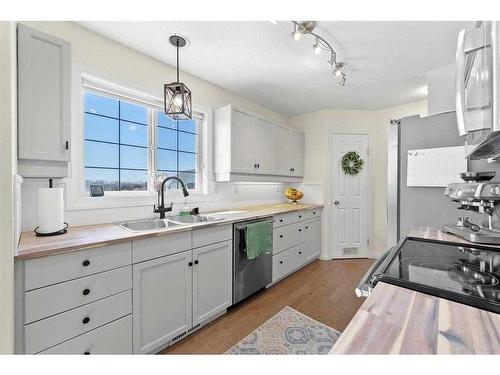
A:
[355,237,500,314]
[34,178,68,236]
[442,171,500,244]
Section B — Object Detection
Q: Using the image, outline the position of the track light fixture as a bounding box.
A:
[289,21,347,86]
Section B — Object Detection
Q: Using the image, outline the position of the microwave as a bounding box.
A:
[456,21,500,160]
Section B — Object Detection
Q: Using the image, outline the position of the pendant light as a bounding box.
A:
[164,35,192,120]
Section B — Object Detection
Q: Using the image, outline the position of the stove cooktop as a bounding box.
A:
[376,238,500,314]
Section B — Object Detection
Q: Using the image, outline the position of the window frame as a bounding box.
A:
[66,71,207,211]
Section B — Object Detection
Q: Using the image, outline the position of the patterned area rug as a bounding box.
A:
[225,306,341,355]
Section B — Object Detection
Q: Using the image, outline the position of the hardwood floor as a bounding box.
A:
[161,258,374,354]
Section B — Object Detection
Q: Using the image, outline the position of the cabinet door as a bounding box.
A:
[17,24,71,162]
[254,117,274,174]
[133,251,192,354]
[231,109,255,173]
[192,241,232,326]
[304,219,321,262]
[273,124,291,175]
[290,130,305,177]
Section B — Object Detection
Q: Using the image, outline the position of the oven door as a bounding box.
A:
[355,244,400,297]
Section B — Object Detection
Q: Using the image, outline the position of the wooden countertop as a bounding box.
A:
[331,282,500,354]
[408,226,500,249]
[16,203,323,260]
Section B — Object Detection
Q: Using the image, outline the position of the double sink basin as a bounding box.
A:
[117,214,223,232]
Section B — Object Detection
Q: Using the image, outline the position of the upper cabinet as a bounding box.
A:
[17,24,71,177]
[214,105,304,182]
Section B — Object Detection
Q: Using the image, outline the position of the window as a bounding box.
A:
[83,88,201,193]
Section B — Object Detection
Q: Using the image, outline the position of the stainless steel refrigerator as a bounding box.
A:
[387,111,500,248]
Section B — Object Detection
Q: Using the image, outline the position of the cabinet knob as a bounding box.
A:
[305,226,309,229]
[290,168,293,172]
[82,260,90,267]
[313,212,316,215]
[279,261,283,264]
[194,260,199,265]
[82,288,90,296]
[299,251,302,255]
[298,229,302,232]
[279,219,283,223]
[82,317,90,324]
[299,215,302,218]
[188,261,193,267]
[254,163,258,168]
[279,234,283,238]
[84,351,90,355]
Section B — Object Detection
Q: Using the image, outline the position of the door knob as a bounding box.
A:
[333,200,340,205]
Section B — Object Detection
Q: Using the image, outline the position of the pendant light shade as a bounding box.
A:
[165,35,192,120]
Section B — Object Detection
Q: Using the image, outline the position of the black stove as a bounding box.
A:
[363,237,500,314]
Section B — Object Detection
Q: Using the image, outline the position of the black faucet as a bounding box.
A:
[154,176,189,219]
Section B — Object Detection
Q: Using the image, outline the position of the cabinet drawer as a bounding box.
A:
[273,222,304,254]
[24,242,132,291]
[25,290,131,354]
[273,212,300,228]
[301,208,321,221]
[39,315,132,355]
[133,232,191,263]
[272,245,304,282]
[25,266,132,324]
[193,224,232,249]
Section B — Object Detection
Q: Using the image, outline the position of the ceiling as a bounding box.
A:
[78,21,474,117]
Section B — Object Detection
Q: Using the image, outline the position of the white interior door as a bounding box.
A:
[330,133,369,258]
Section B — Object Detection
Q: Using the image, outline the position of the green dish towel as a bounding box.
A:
[245,221,273,260]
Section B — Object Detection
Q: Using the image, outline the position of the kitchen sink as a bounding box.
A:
[166,214,222,224]
[117,218,181,231]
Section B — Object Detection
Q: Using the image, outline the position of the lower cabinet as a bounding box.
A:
[304,218,321,262]
[132,240,232,354]
[132,251,193,354]
[192,241,232,326]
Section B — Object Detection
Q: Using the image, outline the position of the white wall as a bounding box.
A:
[0,21,16,354]
[20,21,290,231]
[288,101,427,259]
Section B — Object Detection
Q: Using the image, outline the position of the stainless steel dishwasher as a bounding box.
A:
[233,217,273,304]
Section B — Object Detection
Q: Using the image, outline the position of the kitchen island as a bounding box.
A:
[331,226,500,354]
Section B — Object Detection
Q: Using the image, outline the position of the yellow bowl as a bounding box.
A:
[285,191,303,201]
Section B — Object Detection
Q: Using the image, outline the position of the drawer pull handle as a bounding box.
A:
[82,317,90,324]
[194,260,199,265]
[82,288,90,296]
[84,351,90,355]
[82,260,90,267]
[279,261,283,264]
[279,234,283,238]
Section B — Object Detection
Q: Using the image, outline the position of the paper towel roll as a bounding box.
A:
[37,187,65,234]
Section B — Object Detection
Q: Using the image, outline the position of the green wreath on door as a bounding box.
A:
[341,151,364,175]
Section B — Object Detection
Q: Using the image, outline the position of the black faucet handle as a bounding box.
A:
[167,202,174,211]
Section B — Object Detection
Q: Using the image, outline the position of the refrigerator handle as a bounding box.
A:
[456,28,468,136]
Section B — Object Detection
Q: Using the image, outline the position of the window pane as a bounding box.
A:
[158,127,177,150]
[178,119,197,133]
[120,101,147,124]
[120,170,147,191]
[120,121,147,147]
[85,168,119,191]
[178,172,196,190]
[84,114,119,143]
[84,92,119,118]
[120,145,148,169]
[179,152,195,172]
[179,132,196,153]
[157,149,177,171]
[157,111,177,130]
[85,140,119,168]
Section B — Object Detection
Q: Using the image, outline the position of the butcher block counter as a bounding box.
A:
[331,226,500,354]
[331,282,500,354]
[16,203,323,260]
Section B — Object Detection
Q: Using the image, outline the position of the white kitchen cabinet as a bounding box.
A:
[192,241,232,326]
[17,24,71,178]
[273,123,291,175]
[254,117,275,174]
[304,218,321,262]
[214,104,303,182]
[290,130,305,177]
[132,251,193,354]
